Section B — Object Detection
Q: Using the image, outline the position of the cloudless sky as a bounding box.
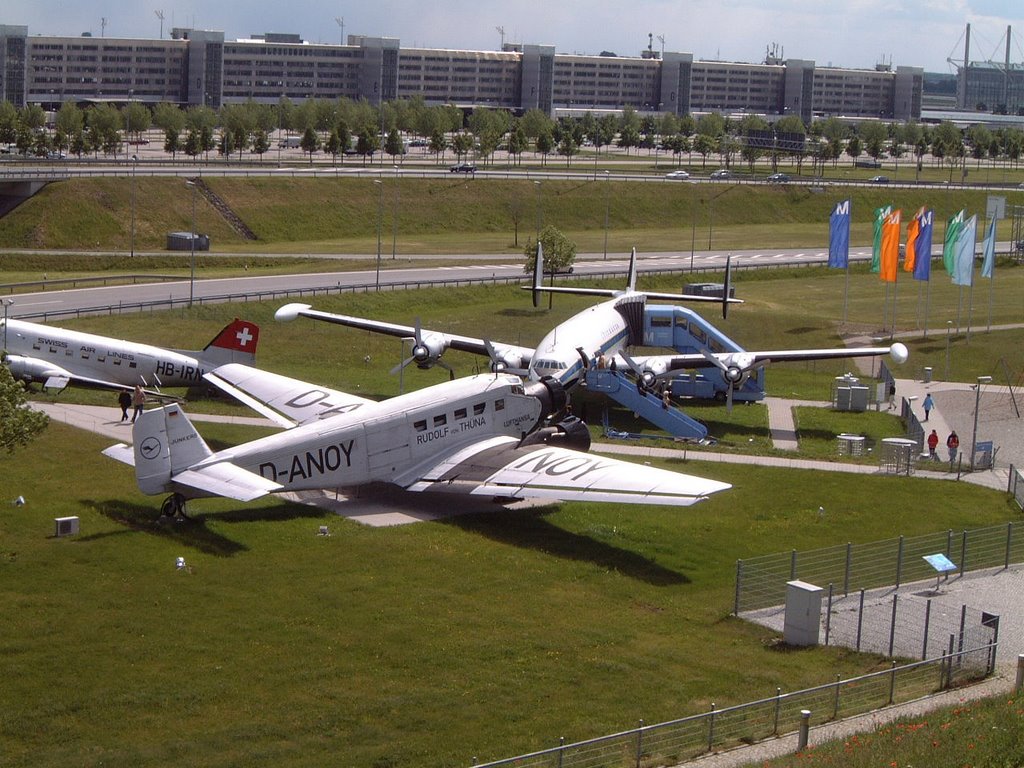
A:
[3,1,1022,73]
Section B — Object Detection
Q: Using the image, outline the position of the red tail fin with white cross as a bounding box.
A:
[198,319,260,366]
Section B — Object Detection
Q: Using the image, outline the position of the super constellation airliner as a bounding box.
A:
[274,247,907,403]
[102,364,730,517]
[1,317,259,393]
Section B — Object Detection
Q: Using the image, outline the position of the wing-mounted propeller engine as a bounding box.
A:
[519,414,592,452]
[390,318,453,378]
[618,349,662,389]
[700,349,760,412]
[483,340,529,376]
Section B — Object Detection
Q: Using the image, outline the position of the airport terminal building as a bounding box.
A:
[0,23,923,123]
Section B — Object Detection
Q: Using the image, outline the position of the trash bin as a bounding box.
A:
[923,366,933,383]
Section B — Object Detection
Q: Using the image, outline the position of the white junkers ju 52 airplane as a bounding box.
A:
[273,247,908,409]
[1,317,260,393]
[102,364,731,517]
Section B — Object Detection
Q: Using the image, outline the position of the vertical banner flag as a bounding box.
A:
[828,200,851,268]
[871,205,890,274]
[912,208,933,282]
[904,211,919,274]
[943,209,965,276]
[981,217,996,278]
[951,214,977,287]
[880,209,901,282]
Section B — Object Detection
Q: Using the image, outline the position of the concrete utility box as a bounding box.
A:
[783,580,823,646]
[54,516,79,537]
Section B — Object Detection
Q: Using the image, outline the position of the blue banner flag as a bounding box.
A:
[828,200,851,268]
[981,218,996,279]
[912,208,933,282]
[951,215,977,287]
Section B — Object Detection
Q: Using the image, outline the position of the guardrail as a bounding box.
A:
[0,274,182,295]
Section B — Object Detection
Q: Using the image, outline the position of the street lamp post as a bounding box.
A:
[533,180,542,241]
[2,298,13,351]
[945,320,953,380]
[689,181,697,272]
[130,154,138,258]
[602,171,610,260]
[185,180,197,308]
[970,375,992,470]
[374,180,383,291]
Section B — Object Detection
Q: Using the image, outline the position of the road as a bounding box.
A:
[5,246,883,320]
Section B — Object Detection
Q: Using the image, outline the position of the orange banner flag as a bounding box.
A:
[880,209,902,283]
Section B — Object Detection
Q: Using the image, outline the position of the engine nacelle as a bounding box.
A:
[4,354,67,384]
[519,415,592,452]
[524,376,568,421]
[410,332,449,369]
[641,358,671,387]
[489,347,527,373]
[718,352,756,386]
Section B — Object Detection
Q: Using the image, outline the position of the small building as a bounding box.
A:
[166,231,210,251]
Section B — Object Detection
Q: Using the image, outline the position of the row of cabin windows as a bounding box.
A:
[412,399,502,433]
[31,343,137,367]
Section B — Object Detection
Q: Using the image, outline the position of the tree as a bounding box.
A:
[523,225,577,277]
[0,365,48,453]
[535,129,553,166]
[385,128,405,160]
[300,126,320,163]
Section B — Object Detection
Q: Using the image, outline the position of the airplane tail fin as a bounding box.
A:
[530,242,544,308]
[626,247,638,293]
[722,255,734,320]
[131,404,214,496]
[194,319,260,366]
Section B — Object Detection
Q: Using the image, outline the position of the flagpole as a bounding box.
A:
[843,263,849,326]
[923,275,931,339]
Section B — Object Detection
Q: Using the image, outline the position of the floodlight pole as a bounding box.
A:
[602,171,610,260]
[970,375,992,470]
[945,320,953,380]
[374,180,383,291]
[130,154,138,258]
[391,166,399,260]
[2,298,12,351]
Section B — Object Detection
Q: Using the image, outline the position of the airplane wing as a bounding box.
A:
[203,362,375,427]
[397,435,730,507]
[274,303,534,369]
[631,342,909,378]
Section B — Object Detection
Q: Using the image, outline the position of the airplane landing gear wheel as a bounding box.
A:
[160,493,187,519]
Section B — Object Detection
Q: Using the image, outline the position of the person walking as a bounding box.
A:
[117,389,132,422]
[927,429,939,461]
[130,385,146,423]
[922,392,934,422]
[946,431,960,467]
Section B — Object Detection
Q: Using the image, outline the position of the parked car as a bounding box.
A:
[709,169,732,179]
[665,169,690,180]
[868,175,890,184]
[449,163,476,174]
[766,172,790,183]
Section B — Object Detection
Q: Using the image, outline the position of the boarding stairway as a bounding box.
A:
[583,369,708,440]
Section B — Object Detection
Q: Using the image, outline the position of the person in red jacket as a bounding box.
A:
[946,431,960,466]
[927,429,939,461]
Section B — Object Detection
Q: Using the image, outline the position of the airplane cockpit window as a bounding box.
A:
[494,399,505,411]
[472,403,486,416]
[413,419,427,432]
[511,385,524,395]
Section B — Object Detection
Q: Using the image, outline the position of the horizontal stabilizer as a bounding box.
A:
[174,462,282,502]
[102,442,136,466]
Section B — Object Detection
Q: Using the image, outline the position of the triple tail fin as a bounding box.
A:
[530,243,545,308]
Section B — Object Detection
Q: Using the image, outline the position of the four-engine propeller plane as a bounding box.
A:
[102,363,731,517]
[273,247,908,409]
[1,317,260,393]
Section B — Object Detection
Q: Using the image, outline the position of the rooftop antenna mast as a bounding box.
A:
[154,10,164,39]
[101,17,107,37]
[496,25,505,49]
[657,34,665,59]
[335,16,345,46]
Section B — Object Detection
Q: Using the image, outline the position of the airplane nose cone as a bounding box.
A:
[889,342,909,365]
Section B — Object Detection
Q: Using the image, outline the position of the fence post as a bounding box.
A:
[824,583,834,646]
[707,703,716,753]
[843,542,852,596]
[922,599,932,660]
[888,593,899,657]
[888,659,898,705]
[856,589,865,652]
[773,688,782,735]
[832,674,841,719]
[944,635,956,689]
[1005,522,1014,570]
[961,530,969,576]
[558,737,565,768]
[734,560,743,616]
[895,535,904,588]
[797,710,811,752]
[1016,655,1024,691]
[635,719,644,768]
[958,604,967,655]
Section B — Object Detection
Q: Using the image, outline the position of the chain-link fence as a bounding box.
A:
[734,522,1023,615]
[468,643,995,768]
